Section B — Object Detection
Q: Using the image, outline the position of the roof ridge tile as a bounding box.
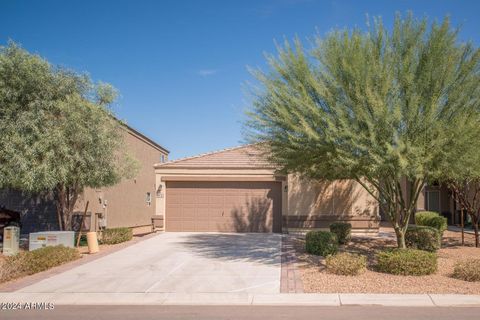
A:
[154,143,256,167]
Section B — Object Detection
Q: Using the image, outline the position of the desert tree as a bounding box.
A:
[438,116,480,247]
[245,14,480,248]
[0,42,137,230]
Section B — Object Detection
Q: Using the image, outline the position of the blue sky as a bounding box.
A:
[1,0,479,159]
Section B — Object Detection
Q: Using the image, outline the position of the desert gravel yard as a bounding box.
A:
[295,226,480,294]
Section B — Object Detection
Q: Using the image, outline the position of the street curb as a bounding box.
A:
[1,293,480,307]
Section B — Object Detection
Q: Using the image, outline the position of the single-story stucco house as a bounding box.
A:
[154,145,380,234]
[1,135,456,236]
[0,124,169,235]
[421,183,463,225]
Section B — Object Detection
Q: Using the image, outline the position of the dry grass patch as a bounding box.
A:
[326,252,366,276]
[452,259,480,282]
[0,246,80,284]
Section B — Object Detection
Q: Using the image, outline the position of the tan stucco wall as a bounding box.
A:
[76,129,168,230]
[155,167,380,232]
[286,175,379,231]
[416,187,426,211]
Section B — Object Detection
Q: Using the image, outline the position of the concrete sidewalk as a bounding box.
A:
[1,292,480,307]
[448,226,476,234]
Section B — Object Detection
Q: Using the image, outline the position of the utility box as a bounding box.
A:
[28,231,75,251]
[3,226,20,256]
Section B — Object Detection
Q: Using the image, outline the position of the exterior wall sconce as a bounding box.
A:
[146,192,152,206]
[156,184,163,197]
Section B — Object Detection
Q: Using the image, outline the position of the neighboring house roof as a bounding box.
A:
[154,144,274,169]
[122,123,169,154]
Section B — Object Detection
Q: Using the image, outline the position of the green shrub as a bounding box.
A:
[326,252,366,276]
[305,231,338,256]
[1,245,80,283]
[100,227,133,245]
[74,233,88,247]
[20,245,80,274]
[329,222,352,245]
[452,259,480,282]
[376,249,437,276]
[415,211,447,234]
[405,225,441,252]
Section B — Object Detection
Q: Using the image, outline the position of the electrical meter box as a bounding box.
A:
[28,231,75,251]
[3,226,20,256]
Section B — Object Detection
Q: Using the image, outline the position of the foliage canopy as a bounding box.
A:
[246,13,480,247]
[0,42,137,229]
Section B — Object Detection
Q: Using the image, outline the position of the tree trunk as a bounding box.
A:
[355,177,422,249]
[55,184,66,231]
[473,218,479,248]
[447,180,480,248]
[394,227,407,249]
[56,205,64,231]
[54,183,80,231]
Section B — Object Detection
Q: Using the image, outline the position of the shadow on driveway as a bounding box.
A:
[180,233,281,265]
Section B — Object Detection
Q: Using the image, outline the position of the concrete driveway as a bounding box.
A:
[18,233,281,294]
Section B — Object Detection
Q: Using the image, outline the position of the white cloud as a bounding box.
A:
[197,69,218,76]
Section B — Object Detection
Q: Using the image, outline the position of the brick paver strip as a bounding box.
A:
[0,231,160,292]
[280,235,304,293]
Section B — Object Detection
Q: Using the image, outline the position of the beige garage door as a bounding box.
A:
[165,181,282,233]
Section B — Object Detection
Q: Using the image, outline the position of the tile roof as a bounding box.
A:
[154,144,275,169]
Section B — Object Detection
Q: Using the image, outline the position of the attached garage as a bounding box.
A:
[154,145,287,233]
[154,144,380,234]
[165,181,282,232]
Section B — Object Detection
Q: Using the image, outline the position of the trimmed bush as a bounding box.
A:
[74,233,88,247]
[329,222,352,245]
[100,227,133,245]
[415,211,447,234]
[452,259,480,282]
[376,249,437,276]
[19,245,80,274]
[1,245,80,283]
[405,225,441,252]
[326,252,367,276]
[305,231,338,256]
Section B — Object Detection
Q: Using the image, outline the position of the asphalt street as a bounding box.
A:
[2,305,480,320]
